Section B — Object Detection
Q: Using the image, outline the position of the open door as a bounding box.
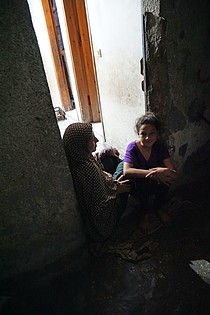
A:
[42,0,74,111]
[62,0,101,123]
[42,0,101,123]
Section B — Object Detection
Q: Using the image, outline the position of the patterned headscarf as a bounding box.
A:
[63,122,118,241]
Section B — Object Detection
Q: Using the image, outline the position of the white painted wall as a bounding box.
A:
[86,0,145,156]
[27,0,63,110]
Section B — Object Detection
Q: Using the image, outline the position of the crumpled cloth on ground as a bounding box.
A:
[88,197,195,263]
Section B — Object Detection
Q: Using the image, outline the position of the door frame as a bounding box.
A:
[62,0,101,122]
[42,0,73,111]
[42,0,101,123]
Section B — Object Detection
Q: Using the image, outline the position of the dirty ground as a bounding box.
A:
[1,179,210,315]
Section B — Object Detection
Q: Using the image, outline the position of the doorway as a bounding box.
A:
[42,0,101,123]
[28,0,145,155]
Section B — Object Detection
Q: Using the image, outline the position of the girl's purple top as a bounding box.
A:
[124,140,170,170]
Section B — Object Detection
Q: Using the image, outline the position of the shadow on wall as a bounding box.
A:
[182,140,210,177]
[171,139,210,204]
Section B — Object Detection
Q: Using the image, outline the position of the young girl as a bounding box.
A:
[123,112,178,234]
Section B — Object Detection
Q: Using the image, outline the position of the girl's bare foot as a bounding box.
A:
[156,209,171,227]
[138,214,150,234]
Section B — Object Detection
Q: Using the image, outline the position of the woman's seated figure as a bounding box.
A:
[63,122,131,243]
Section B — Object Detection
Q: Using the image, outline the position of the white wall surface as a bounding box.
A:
[86,0,145,156]
[27,0,63,109]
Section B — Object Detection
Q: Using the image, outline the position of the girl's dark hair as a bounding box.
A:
[135,112,162,133]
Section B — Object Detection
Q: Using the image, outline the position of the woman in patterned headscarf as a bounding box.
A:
[63,122,131,242]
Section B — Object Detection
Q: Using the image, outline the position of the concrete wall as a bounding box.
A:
[0,0,84,280]
[143,0,210,177]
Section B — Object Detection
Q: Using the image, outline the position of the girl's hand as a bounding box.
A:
[116,175,132,194]
[146,167,178,186]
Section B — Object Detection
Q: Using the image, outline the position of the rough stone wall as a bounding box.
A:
[143,0,210,176]
[142,0,160,16]
[0,0,84,280]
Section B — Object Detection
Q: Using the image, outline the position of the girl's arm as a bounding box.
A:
[123,161,152,179]
[146,158,178,185]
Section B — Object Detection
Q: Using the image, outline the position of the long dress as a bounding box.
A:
[63,122,118,242]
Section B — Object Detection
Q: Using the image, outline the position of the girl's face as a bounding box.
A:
[87,132,99,153]
[138,123,158,148]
